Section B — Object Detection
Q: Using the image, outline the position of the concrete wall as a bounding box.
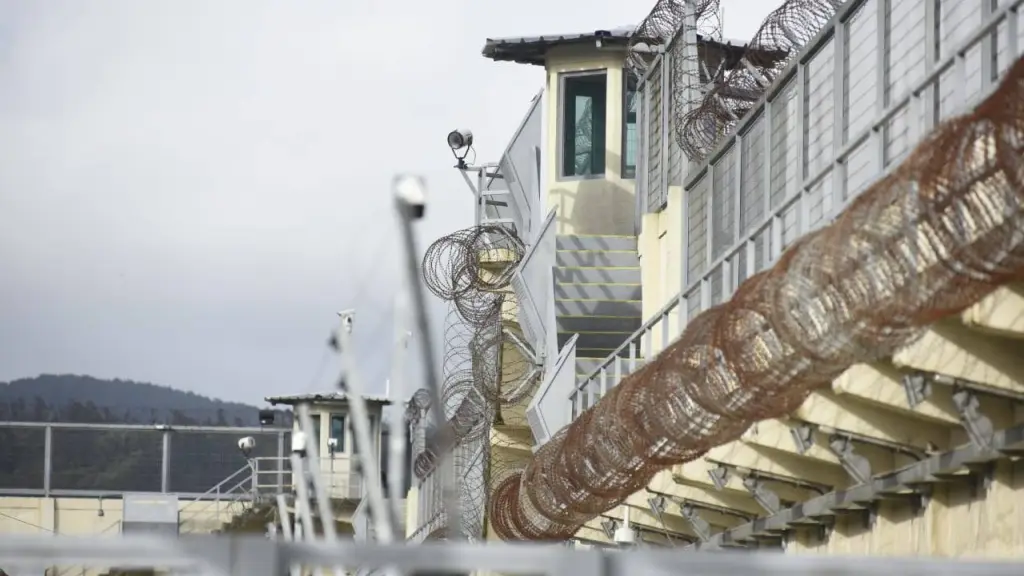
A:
[544,45,635,236]
[0,495,238,535]
[1,495,239,576]
[637,186,683,329]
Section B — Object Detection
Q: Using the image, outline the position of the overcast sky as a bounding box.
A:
[0,0,776,407]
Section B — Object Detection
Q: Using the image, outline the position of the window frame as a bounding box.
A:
[621,69,639,180]
[309,414,322,453]
[556,69,609,181]
[329,413,346,453]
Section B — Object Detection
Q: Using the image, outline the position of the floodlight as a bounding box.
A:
[446,129,473,150]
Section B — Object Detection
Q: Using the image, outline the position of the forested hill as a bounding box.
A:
[0,374,289,426]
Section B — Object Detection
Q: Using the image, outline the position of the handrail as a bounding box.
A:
[178,463,255,530]
[0,420,291,434]
[179,463,253,512]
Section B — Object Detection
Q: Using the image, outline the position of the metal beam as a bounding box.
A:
[694,422,1024,547]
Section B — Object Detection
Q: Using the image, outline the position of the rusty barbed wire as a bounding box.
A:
[409,223,539,540]
[488,56,1024,541]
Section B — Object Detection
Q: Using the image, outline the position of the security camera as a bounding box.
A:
[291,431,308,456]
[393,174,427,220]
[337,308,356,334]
[238,436,256,457]
[446,129,473,150]
[613,523,636,547]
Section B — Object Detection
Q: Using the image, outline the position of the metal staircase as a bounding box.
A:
[554,235,642,376]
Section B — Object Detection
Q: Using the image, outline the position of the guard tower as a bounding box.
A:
[264,392,392,534]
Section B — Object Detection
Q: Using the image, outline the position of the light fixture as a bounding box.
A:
[446,129,473,150]
[446,129,475,169]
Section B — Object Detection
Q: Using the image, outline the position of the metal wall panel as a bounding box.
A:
[498,90,544,240]
[645,60,665,211]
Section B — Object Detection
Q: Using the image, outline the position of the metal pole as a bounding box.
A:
[289,453,316,539]
[161,431,171,493]
[393,174,463,540]
[295,404,339,542]
[334,318,395,543]
[387,291,412,536]
[43,425,52,496]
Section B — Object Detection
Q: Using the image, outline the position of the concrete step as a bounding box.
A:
[555,299,642,317]
[556,235,637,251]
[559,331,633,352]
[556,250,640,268]
[558,315,642,334]
[555,266,641,285]
[554,282,642,301]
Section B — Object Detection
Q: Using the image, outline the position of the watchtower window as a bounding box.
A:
[330,414,346,453]
[561,72,607,177]
[622,71,639,179]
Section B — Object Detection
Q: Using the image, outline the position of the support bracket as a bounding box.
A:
[901,372,933,409]
[828,434,873,485]
[708,465,730,490]
[952,385,995,451]
[790,423,815,454]
[741,476,781,515]
[678,503,713,543]
[600,518,618,540]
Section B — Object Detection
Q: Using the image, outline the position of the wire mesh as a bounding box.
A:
[169,430,287,493]
[50,428,164,492]
[0,426,45,490]
[488,55,1024,541]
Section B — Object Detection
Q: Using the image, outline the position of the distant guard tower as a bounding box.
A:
[264,392,393,534]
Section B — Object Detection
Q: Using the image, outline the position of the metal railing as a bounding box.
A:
[567,0,1024,418]
[177,463,256,534]
[251,456,365,501]
[0,421,290,497]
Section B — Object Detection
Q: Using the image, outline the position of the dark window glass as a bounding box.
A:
[330,414,346,453]
[562,73,607,177]
[622,72,639,179]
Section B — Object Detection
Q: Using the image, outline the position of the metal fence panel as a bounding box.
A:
[0,426,45,490]
[645,58,665,211]
[511,208,558,363]
[526,334,578,444]
[170,429,287,494]
[498,89,544,240]
[50,427,164,492]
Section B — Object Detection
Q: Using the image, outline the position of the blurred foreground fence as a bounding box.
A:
[0,421,290,496]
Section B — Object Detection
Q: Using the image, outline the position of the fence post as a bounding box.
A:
[276,431,286,494]
[161,430,171,493]
[43,425,52,496]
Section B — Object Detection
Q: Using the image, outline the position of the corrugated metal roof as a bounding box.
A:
[264,391,392,406]
[481,24,777,67]
[482,26,638,66]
